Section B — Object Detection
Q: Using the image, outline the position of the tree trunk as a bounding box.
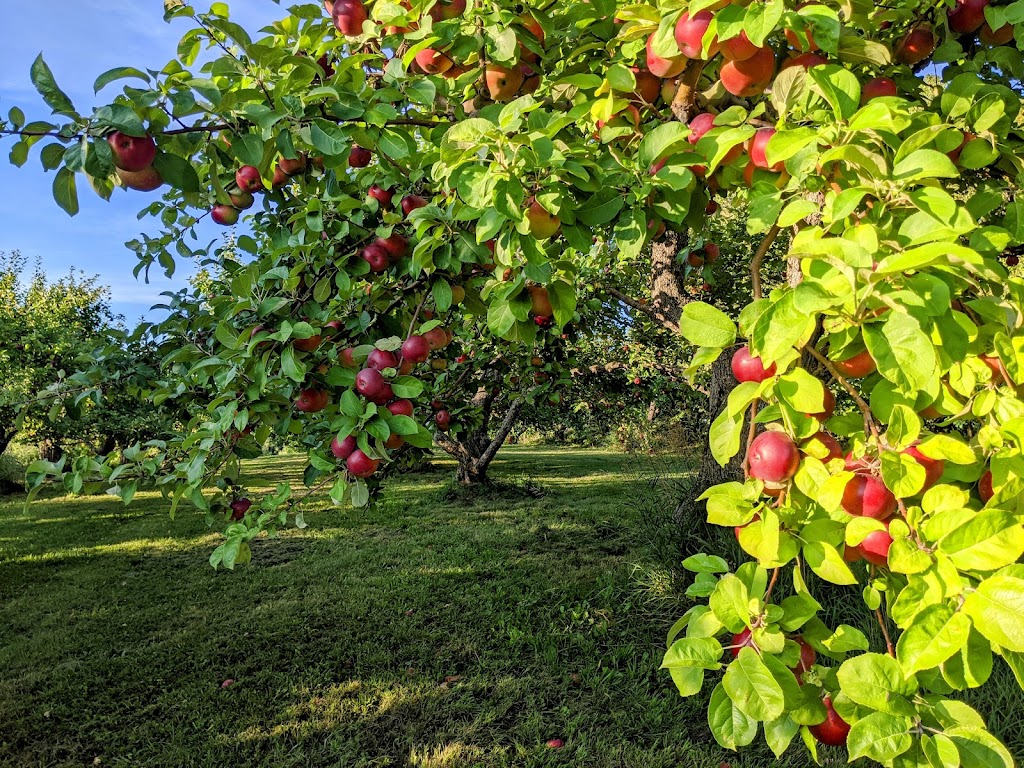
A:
[435,399,523,487]
[39,438,63,463]
[651,232,688,326]
[696,349,744,492]
[0,429,15,457]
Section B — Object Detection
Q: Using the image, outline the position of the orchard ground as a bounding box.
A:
[0,447,1022,767]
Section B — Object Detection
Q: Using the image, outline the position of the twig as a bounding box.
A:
[874,606,895,657]
[803,345,881,441]
[604,286,680,334]
[752,225,781,300]
[741,398,760,478]
[406,291,428,339]
[764,567,780,602]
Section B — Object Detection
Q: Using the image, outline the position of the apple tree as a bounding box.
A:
[5,0,1024,763]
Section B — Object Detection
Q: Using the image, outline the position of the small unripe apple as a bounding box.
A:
[211,204,240,226]
[236,165,263,192]
[331,435,358,460]
[747,431,800,483]
[107,131,157,172]
[731,346,776,383]
[346,449,380,478]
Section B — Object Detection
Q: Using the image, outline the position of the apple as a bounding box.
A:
[377,233,409,259]
[731,628,758,656]
[423,327,450,350]
[388,399,415,418]
[904,445,944,490]
[293,334,322,352]
[236,165,263,193]
[629,67,661,105]
[229,189,254,210]
[402,335,431,364]
[385,433,405,450]
[748,431,801,483]
[804,431,843,461]
[331,435,358,460]
[435,410,452,431]
[529,285,554,317]
[415,48,453,74]
[402,195,428,217]
[399,360,414,375]
[981,354,1008,383]
[340,347,358,368]
[810,697,851,746]
[833,349,875,378]
[689,112,717,144]
[841,474,897,519]
[346,449,380,478]
[367,348,398,371]
[316,54,335,79]
[117,166,163,192]
[451,285,466,304]
[368,382,394,405]
[979,469,994,502]
[361,243,390,273]
[704,243,720,262]
[858,526,893,567]
[792,636,816,676]
[748,128,784,172]
[706,200,719,215]
[428,0,466,21]
[355,368,387,400]
[948,0,989,34]
[279,155,307,176]
[332,0,368,36]
[485,64,525,102]
[211,204,240,226]
[720,45,776,98]
[731,346,777,383]
[862,77,897,103]
[980,21,1014,45]
[349,145,372,167]
[809,388,836,421]
[520,65,541,94]
[229,498,252,521]
[368,184,394,207]
[107,131,157,172]
[295,389,328,413]
[722,31,757,61]
[780,52,828,70]
[785,21,818,52]
[272,164,290,189]
[645,33,686,79]
[674,10,718,59]
[526,200,560,239]
[896,25,936,66]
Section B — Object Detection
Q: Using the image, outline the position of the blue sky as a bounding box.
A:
[0,1,286,323]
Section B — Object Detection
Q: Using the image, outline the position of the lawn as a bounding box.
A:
[0,447,1021,767]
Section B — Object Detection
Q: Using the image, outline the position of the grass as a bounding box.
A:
[0,447,1021,767]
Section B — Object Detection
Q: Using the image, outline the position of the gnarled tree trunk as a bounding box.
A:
[435,393,523,486]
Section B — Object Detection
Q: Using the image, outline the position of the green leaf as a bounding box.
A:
[638,122,691,168]
[679,302,737,348]
[661,636,724,670]
[763,715,800,758]
[93,66,150,93]
[809,65,861,121]
[707,682,758,750]
[724,647,786,721]
[847,712,914,763]
[52,166,79,216]
[836,653,917,716]
[30,53,76,115]
[547,281,576,328]
[896,604,972,677]
[962,572,1024,652]
[709,574,750,633]
[892,149,960,183]
[804,541,858,585]
[682,553,730,573]
[946,727,1015,768]
[939,511,1024,572]
[668,665,705,696]
[864,313,936,397]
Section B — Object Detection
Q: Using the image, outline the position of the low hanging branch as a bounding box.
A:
[604,286,680,334]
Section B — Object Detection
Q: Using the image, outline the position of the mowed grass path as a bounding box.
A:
[1,447,751,768]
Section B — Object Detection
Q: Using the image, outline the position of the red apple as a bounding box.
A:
[349,145,372,167]
[388,399,415,418]
[809,388,836,421]
[810,697,851,746]
[368,184,393,207]
[748,128,783,172]
[748,431,801,483]
[117,166,163,192]
[332,0,368,35]
[979,469,994,502]
[330,435,358,461]
[896,25,936,66]
[295,389,328,413]
[485,64,525,102]
[278,155,307,176]
[792,637,816,676]
[526,199,560,239]
[211,204,240,226]
[367,348,398,371]
[107,131,157,172]
[858,526,893,567]
[980,21,1014,45]
[722,31,757,61]
[704,243,720,262]
[340,347,358,368]
[428,0,466,21]
[731,628,758,656]
[805,431,843,461]
[401,335,431,364]
[236,165,263,193]
[842,474,897,519]
[948,0,989,34]
[689,112,716,144]
[360,243,390,273]
[629,67,661,105]
[731,346,777,383]
[377,233,408,259]
[423,327,449,350]
[434,410,452,430]
[402,195,428,217]
[904,445,944,490]
[293,334,322,352]
[529,285,554,317]
[645,33,686,79]
[781,52,828,70]
[355,368,387,400]
[229,498,252,521]
[346,449,380,478]
[720,45,776,98]
[833,349,876,378]
[675,11,718,59]
[415,48,453,74]
[368,382,394,406]
[862,77,897,103]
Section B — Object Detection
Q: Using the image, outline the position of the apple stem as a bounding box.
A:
[407,291,428,339]
[803,345,881,442]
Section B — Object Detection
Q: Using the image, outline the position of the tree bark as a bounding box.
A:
[695,349,744,492]
[651,232,688,327]
[39,438,63,463]
[435,399,523,486]
[0,430,15,457]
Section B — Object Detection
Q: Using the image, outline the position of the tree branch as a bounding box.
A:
[478,398,523,469]
[605,287,680,334]
[803,345,881,441]
[751,225,781,301]
[433,430,470,461]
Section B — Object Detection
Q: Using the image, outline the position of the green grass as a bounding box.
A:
[0,447,1021,767]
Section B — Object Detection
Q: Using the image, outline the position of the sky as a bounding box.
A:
[0,1,287,324]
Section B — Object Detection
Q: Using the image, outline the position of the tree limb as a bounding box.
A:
[751,225,781,300]
[433,430,470,461]
[479,399,523,469]
[605,287,680,334]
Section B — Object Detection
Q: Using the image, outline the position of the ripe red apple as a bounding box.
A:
[416,48,453,74]
[367,348,398,371]
[785,22,818,52]
[980,21,1014,45]
[402,195,428,217]
[435,410,452,431]
[520,65,541,94]
[689,112,717,144]
[674,10,718,59]
[805,431,843,461]
[833,349,876,378]
[332,0,368,35]
[704,243,720,263]
[368,382,394,406]
[349,145,372,167]
[117,166,164,192]
[401,335,431,364]
[809,388,836,421]
[842,474,897,519]
[293,334,322,352]
[485,64,525,102]
[229,498,252,521]
[368,184,393,207]
[423,327,450,350]
[896,25,936,66]
[731,346,777,383]
[862,77,897,103]
[629,67,661,105]
[748,431,801,483]
[355,368,387,400]
[792,636,816,676]
[748,128,784,172]
[107,131,157,172]
[331,435,358,460]
[904,445,944,490]
[720,45,776,98]
[340,347,358,368]
[731,628,758,656]
[361,243,390,273]
[979,469,994,502]
[428,0,466,21]
[388,399,415,418]
[279,155,307,176]
[722,31,757,61]
[645,33,686,79]
[295,389,328,413]
[211,204,240,226]
[981,354,1008,383]
[781,52,828,70]
[810,697,851,746]
[272,164,290,189]
[948,0,989,34]
[377,233,408,260]
[236,165,263,193]
[858,526,893,567]
[526,200,560,239]
[346,449,380,478]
